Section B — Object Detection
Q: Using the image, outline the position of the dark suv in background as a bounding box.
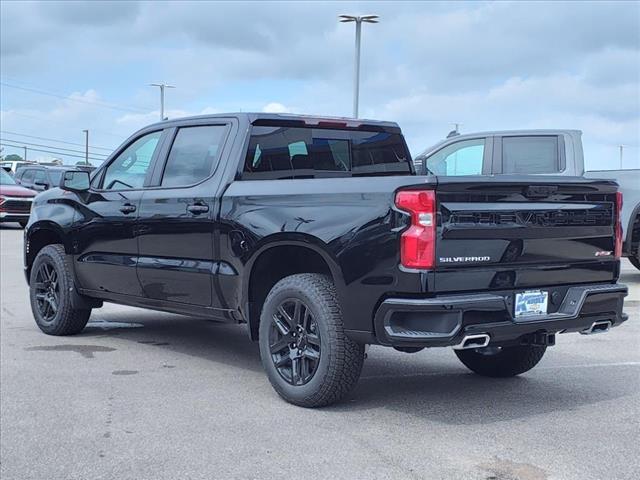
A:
[15,165,95,192]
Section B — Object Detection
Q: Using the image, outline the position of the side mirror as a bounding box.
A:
[60,170,90,192]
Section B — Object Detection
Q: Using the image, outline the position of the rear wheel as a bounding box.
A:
[455,344,546,377]
[258,273,365,407]
[29,244,91,335]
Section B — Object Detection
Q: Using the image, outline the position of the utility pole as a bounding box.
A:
[83,129,89,165]
[149,83,176,121]
[339,14,379,118]
[23,146,27,161]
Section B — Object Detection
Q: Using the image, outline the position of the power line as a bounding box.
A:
[0,142,106,162]
[0,138,109,157]
[0,81,154,114]
[0,130,115,152]
[1,110,130,139]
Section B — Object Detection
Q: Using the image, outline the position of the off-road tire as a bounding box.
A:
[258,273,365,407]
[455,344,546,378]
[29,244,91,335]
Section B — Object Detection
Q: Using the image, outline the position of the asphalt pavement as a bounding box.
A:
[1,223,638,480]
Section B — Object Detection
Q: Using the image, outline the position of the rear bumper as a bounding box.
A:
[374,283,628,348]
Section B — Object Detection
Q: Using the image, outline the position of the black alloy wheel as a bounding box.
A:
[33,261,60,323]
[269,298,321,386]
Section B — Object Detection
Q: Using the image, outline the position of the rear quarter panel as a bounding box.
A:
[220,176,431,333]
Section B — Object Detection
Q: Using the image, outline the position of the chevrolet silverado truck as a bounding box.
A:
[414,129,640,270]
[24,114,628,407]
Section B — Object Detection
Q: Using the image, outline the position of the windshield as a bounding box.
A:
[0,169,17,185]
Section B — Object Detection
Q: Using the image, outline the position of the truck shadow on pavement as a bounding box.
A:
[72,309,637,425]
[348,364,637,425]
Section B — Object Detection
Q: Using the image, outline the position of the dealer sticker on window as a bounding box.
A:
[515,290,548,317]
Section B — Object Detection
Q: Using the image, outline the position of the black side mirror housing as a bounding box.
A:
[60,170,90,192]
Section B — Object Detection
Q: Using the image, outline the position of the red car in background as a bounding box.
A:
[0,169,36,228]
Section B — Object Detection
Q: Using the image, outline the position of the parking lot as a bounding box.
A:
[0,223,638,480]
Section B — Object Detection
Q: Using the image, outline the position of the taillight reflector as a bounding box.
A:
[395,190,436,269]
[615,191,623,258]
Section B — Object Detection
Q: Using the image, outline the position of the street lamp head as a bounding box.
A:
[339,14,379,23]
[360,15,379,23]
[338,14,357,22]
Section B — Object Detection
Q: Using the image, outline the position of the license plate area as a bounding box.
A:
[515,290,548,318]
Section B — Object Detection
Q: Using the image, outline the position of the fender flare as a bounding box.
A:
[25,220,73,262]
[241,233,346,337]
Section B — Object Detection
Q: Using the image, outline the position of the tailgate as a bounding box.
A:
[433,176,619,293]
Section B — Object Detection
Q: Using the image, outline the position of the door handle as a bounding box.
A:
[187,203,209,215]
[119,203,137,214]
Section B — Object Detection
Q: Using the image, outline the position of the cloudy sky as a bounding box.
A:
[1,0,639,169]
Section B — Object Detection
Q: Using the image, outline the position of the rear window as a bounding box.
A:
[502,136,560,174]
[243,126,411,179]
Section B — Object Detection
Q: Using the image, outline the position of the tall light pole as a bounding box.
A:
[23,146,27,161]
[82,129,89,165]
[618,144,625,169]
[149,83,175,121]
[339,14,379,118]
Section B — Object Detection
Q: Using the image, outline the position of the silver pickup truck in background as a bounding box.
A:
[414,129,640,270]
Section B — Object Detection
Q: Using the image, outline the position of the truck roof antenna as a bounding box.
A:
[447,122,462,138]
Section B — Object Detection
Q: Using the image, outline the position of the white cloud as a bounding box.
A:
[262,102,291,114]
[1,1,638,170]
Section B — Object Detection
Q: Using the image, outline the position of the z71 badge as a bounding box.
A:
[439,256,491,263]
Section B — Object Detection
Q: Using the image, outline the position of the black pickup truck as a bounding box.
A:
[24,113,628,407]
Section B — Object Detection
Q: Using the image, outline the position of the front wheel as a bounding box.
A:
[258,273,365,407]
[29,244,91,335]
[455,344,546,377]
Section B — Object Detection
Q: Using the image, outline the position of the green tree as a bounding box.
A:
[4,154,24,162]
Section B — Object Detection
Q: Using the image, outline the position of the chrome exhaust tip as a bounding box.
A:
[453,333,491,350]
[580,320,612,335]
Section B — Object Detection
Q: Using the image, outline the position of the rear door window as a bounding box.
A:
[161,125,227,187]
[48,170,63,186]
[501,136,560,174]
[425,138,485,176]
[33,170,47,184]
[243,126,410,179]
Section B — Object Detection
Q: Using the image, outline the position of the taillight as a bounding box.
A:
[395,189,436,269]
[615,191,623,258]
